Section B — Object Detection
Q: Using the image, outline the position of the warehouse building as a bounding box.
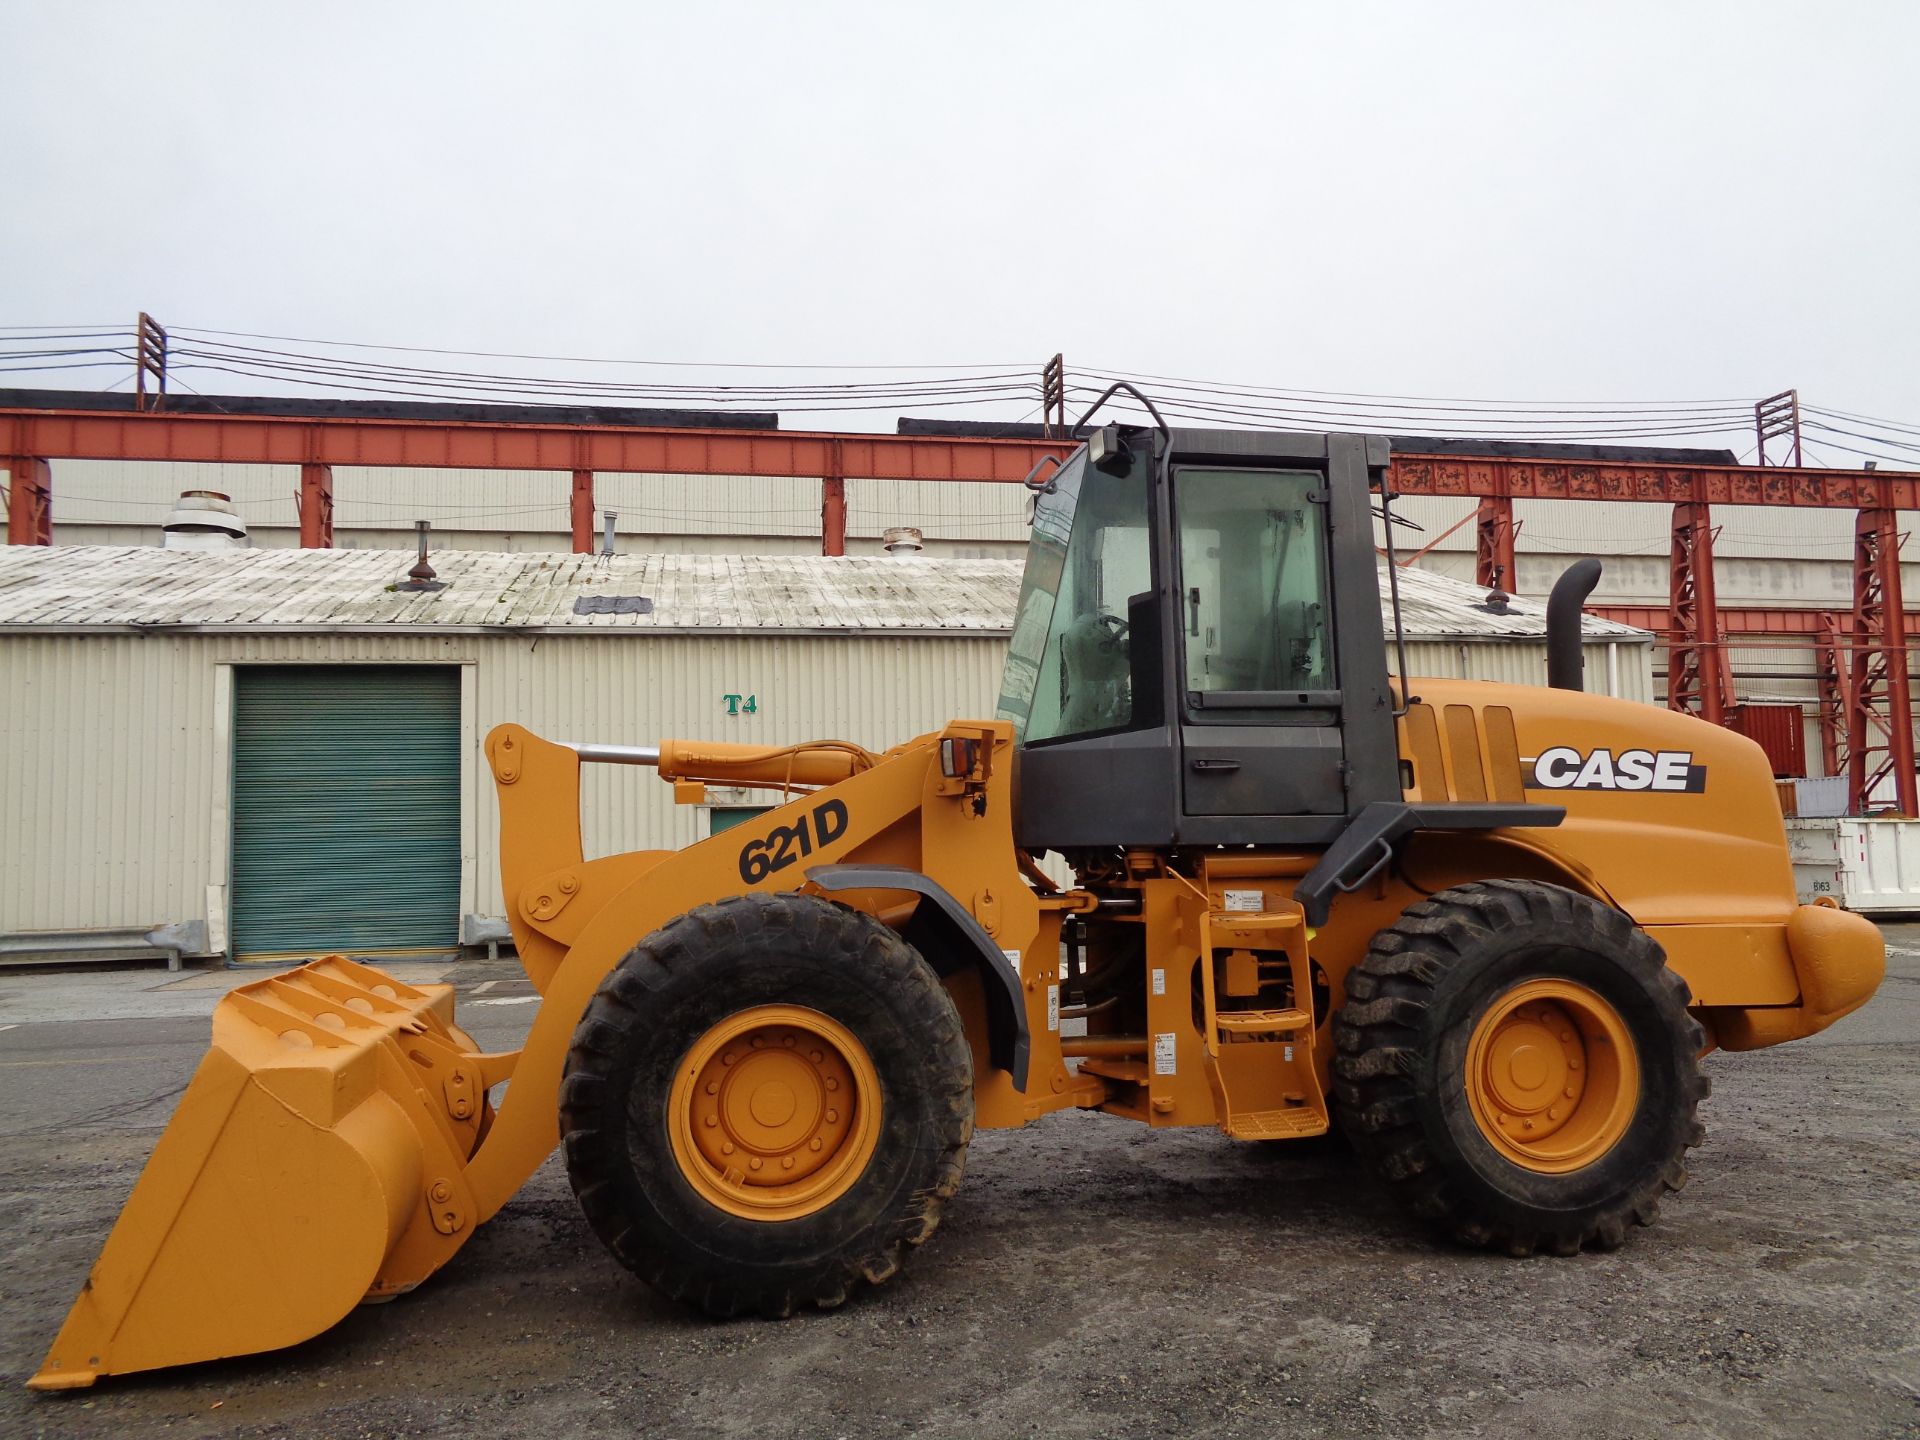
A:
[0,544,1650,966]
[28,446,1908,768]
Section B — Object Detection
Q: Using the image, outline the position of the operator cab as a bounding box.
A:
[998,426,1401,851]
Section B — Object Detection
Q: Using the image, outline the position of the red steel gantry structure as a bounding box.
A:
[4,398,1916,814]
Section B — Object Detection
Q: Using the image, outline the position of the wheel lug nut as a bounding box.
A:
[722,1053,736,1066]
[750,1157,763,1171]
[782,1156,795,1170]
[1522,1119,1535,1131]
[826,1109,839,1124]
[750,1037,763,1049]
[1564,1086,1576,1098]
[704,1116,718,1128]
[783,1036,795,1048]
[722,1142,735,1155]
[810,1050,824,1063]
[705,1082,718,1095]
[825,1078,839,1091]
[810,1138,823,1151]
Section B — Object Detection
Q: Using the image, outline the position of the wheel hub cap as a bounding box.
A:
[1464,979,1641,1174]
[668,1005,882,1220]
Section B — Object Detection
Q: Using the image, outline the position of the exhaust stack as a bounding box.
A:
[1546,559,1604,691]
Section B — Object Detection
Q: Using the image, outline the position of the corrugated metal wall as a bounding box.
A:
[44,461,1033,548]
[0,631,1007,938]
[38,458,1920,603]
[1394,639,1654,705]
[2,627,1655,946]
[1385,496,1918,608]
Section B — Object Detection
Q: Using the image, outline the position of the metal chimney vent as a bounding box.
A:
[882,526,924,556]
[396,519,446,592]
[160,490,249,550]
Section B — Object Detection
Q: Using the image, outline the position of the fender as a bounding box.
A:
[806,863,1031,1091]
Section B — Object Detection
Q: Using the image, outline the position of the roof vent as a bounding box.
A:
[160,491,249,550]
[396,519,446,592]
[882,526,924,556]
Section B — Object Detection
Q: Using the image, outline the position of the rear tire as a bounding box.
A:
[560,892,973,1316]
[1333,880,1707,1255]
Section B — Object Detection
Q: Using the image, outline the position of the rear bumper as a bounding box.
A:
[1708,902,1887,1051]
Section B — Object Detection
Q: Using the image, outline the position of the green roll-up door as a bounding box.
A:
[231,665,460,963]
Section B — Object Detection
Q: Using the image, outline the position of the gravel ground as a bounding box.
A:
[2,939,1916,1440]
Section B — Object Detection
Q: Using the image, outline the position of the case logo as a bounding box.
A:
[1530,746,1706,793]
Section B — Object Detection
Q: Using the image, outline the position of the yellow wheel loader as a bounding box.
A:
[32,399,1886,1390]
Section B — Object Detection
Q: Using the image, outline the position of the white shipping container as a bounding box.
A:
[1785,818,1920,913]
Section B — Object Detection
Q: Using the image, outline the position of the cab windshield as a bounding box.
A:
[995,447,1153,743]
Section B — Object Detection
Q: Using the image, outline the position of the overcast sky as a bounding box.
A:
[4,1,1916,444]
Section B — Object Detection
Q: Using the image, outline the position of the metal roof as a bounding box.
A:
[0,546,1020,635]
[1384,562,1647,640]
[0,545,1648,640]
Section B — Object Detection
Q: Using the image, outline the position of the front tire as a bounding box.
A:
[1333,880,1707,1255]
[560,892,974,1316]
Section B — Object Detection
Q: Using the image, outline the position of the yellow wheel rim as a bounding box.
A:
[667,1004,883,1221]
[1464,979,1640,1174]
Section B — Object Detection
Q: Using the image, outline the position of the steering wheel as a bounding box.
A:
[1094,611,1130,644]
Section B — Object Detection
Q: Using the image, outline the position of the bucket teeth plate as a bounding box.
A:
[31,956,493,1391]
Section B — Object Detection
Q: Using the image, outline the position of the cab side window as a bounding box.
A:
[1177,468,1335,700]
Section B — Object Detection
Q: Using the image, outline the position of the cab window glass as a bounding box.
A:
[996,450,1153,743]
[1177,468,1334,697]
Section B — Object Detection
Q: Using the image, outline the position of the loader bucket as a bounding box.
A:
[31,957,495,1391]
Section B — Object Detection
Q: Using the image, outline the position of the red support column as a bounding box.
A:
[821,440,846,557]
[6,457,52,545]
[1815,611,1850,779]
[298,463,334,548]
[1845,507,1917,815]
[1474,495,1516,590]
[571,469,595,554]
[1666,501,1734,722]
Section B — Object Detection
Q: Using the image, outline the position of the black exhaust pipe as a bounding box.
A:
[1546,559,1604,691]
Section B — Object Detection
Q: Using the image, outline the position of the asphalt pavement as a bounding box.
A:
[1,935,1916,1439]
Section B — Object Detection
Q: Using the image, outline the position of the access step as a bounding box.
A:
[1226,1106,1329,1141]
[1077,1057,1150,1085]
[1207,910,1302,935]
[1215,1008,1313,1035]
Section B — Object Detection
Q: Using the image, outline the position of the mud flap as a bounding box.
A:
[31,957,504,1390]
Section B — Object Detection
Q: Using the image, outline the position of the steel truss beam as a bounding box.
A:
[1666,503,1734,723]
[1845,508,1916,815]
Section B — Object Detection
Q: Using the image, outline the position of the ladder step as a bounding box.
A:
[1208,910,1302,931]
[1215,1008,1312,1035]
[1077,1057,1150,1084]
[1227,1107,1328,1141]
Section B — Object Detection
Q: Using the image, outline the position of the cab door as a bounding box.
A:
[1175,465,1347,818]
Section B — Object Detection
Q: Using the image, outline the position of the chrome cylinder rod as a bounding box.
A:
[562,742,661,767]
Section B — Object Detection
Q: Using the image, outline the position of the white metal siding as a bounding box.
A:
[43,461,1036,547]
[0,631,1007,938]
[1393,639,1654,705]
[2,624,1655,944]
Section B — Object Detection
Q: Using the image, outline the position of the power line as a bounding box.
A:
[172,325,1030,372]
[1081,362,1761,409]
[0,323,129,334]
[7,317,1919,464]
[171,336,1038,396]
